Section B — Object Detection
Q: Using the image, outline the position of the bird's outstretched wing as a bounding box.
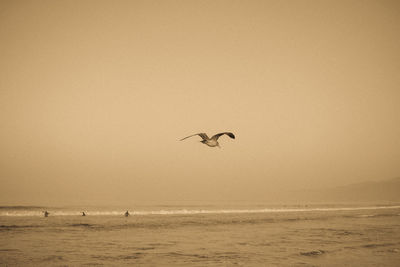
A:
[180,133,209,141]
[211,132,235,140]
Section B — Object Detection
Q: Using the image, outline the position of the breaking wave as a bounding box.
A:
[1,205,400,217]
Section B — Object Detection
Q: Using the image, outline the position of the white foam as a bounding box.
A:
[1,205,400,217]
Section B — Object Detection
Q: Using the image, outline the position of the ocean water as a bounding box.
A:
[1,203,400,266]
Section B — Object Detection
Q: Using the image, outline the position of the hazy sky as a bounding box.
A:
[1,0,399,205]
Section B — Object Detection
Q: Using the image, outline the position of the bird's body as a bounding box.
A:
[202,138,219,147]
[180,132,235,148]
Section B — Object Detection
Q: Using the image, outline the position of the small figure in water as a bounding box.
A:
[44,211,49,217]
[82,212,86,216]
[125,210,130,217]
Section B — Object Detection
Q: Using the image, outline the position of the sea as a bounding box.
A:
[1,202,400,266]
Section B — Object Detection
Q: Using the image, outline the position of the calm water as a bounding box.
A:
[1,203,400,266]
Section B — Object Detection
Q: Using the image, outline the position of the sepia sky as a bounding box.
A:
[1,0,399,205]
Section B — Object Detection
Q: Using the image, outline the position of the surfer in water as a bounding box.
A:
[44,211,49,217]
[125,210,130,217]
[82,212,86,216]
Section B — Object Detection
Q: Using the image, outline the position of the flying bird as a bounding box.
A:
[180,132,235,148]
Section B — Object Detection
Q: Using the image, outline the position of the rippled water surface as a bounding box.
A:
[1,204,400,266]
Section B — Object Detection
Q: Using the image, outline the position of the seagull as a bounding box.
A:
[180,132,235,148]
